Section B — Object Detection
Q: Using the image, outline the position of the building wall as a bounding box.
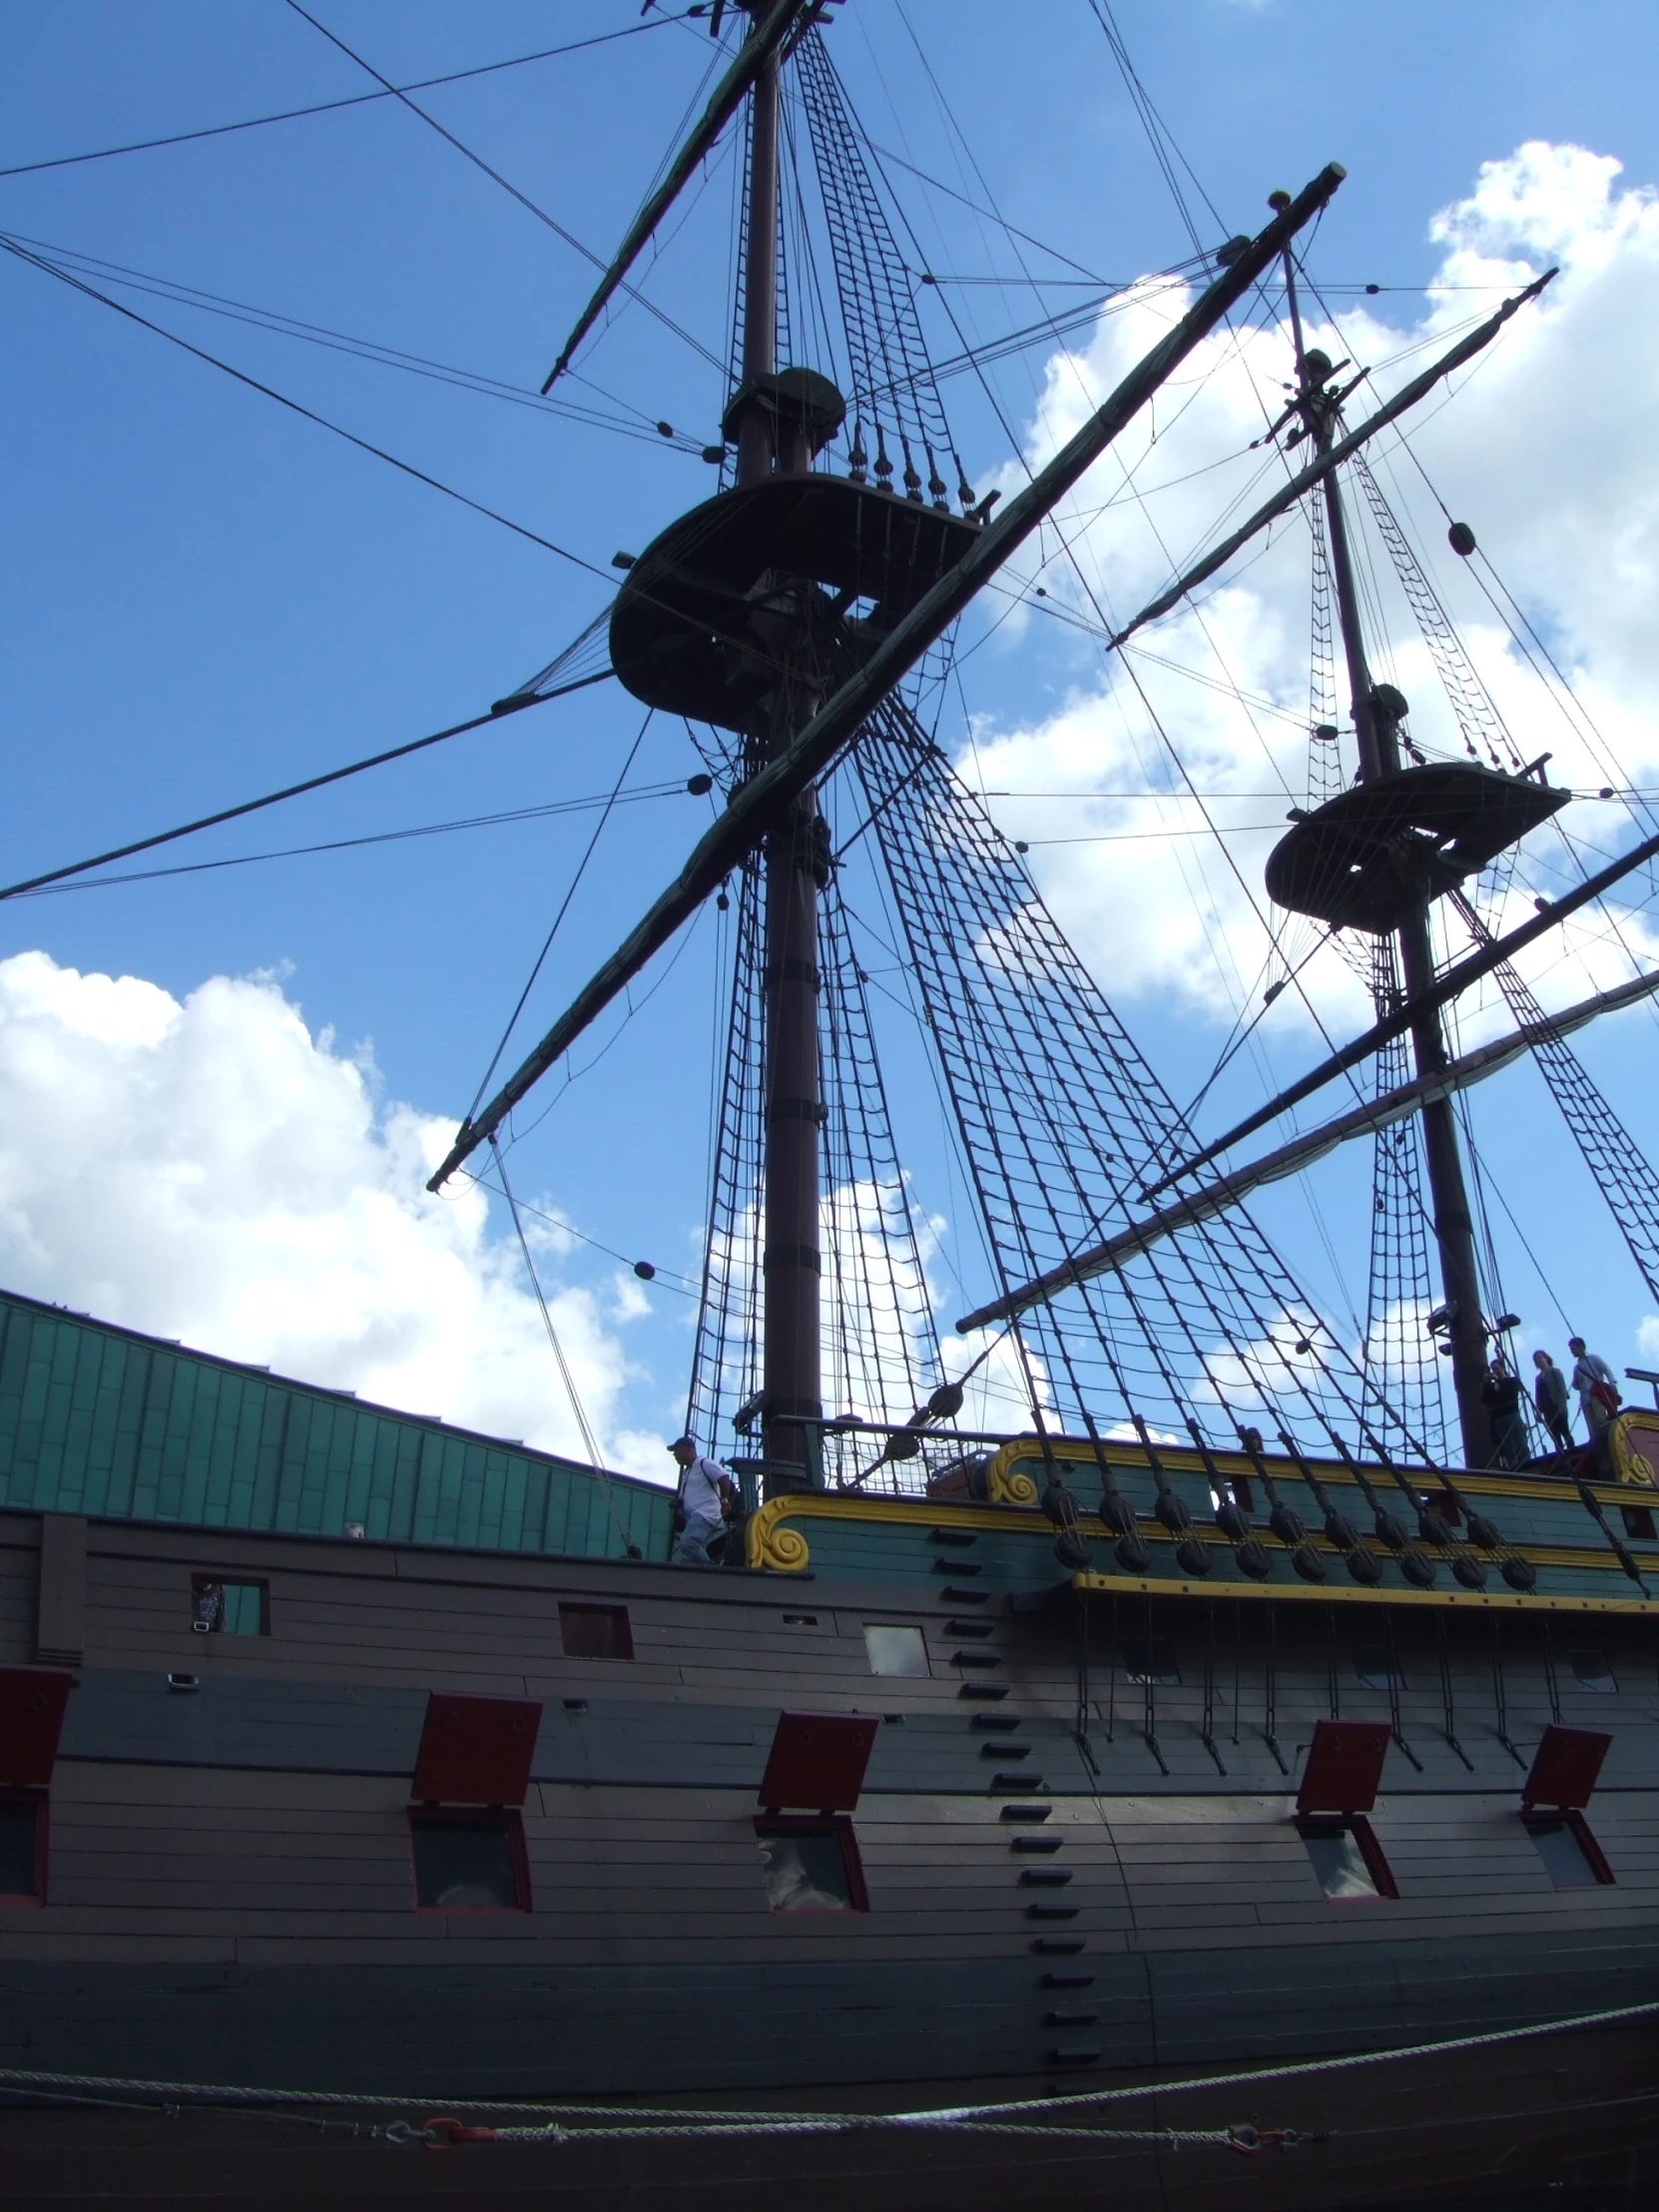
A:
[0,1289,671,1560]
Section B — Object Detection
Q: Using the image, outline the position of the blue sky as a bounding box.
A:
[4,0,1658,1470]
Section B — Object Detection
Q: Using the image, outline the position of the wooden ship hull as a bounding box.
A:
[4,1290,1659,2207]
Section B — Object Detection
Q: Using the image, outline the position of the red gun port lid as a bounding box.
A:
[0,1668,74,1788]
[1296,1719,1392,1818]
[411,1693,543,1806]
[758,1711,878,1812]
[1522,1724,1611,1811]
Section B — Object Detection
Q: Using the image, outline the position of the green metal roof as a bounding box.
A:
[0,1287,673,1561]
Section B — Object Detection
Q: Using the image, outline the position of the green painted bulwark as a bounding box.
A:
[0,1288,673,1561]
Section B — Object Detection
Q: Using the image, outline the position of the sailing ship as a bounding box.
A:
[4,4,1659,2204]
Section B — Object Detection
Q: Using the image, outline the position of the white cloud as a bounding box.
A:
[965,142,1659,1042]
[0,950,670,1478]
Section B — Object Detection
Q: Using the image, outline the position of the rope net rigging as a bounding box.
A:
[685,839,943,1486]
[794,27,966,509]
[591,13,1658,1495]
[1324,422,1659,1343]
[674,19,1499,1490]
[856,698,1449,1474]
[1361,938,1449,1464]
[1457,891,1659,1308]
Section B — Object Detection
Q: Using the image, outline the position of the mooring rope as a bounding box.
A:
[0,1994,1653,2145]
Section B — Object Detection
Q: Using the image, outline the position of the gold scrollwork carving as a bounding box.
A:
[985,1458,1039,1506]
[1612,1410,1659,1489]
[746,1499,812,1571]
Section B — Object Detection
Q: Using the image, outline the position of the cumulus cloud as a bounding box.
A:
[966,142,1659,1044]
[0,950,669,1477]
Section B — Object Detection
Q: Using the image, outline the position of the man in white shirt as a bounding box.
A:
[669,1435,731,1565]
[1568,1338,1619,1435]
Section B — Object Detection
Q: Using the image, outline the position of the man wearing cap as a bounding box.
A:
[670,1435,732,1566]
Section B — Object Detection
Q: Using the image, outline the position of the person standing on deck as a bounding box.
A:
[1569,1338,1620,1436]
[1532,1350,1574,1453]
[1481,1357,1528,1470]
[670,1435,733,1566]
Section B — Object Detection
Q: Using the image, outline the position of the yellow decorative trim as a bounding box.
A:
[989,1429,1659,1515]
[1070,1571,1654,1615]
[738,1479,1659,1595]
[1612,1409,1659,1489]
[985,1459,1039,1505]
[981,1437,1035,1499]
[743,1487,1043,1571]
[746,1495,813,1571]
[754,1520,812,1571]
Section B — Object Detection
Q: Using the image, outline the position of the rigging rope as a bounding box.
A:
[1,229,709,451]
[0,19,678,181]
[6,1993,1658,2135]
[857,700,1460,1485]
[280,0,725,374]
[1362,938,1449,1462]
[13,781,690,899]
[0,671,609,906]
[488,1135,642,1559]
[0,237,614,578]
[1453,892,1659,1305]
[465,711,654,1125]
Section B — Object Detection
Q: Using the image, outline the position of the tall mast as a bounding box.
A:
[1279,227,1491,1468]
[734,27,824,1492]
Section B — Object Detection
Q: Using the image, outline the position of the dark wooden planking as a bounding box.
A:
[46,1656,1659,1807]
[0,1949,1139,2096]
[31,1761,1659,1959]
[56,1670,1068,1793]
[34,1511,86,1665]
[0,1539,37,1663]
[2,1924,1657,2106]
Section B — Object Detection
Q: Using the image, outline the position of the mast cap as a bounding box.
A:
[721,366,846,455]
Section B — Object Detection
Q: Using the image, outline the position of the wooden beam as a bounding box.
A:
[955,967,1659,1331]
[1138,827,1659,1204]
[1110,270,1556,650]
[540,0,812,391]
[429,162,1348,1191]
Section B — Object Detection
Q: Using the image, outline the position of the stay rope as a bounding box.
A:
[0,1993,1653,2143]
[488,1134,642,1561]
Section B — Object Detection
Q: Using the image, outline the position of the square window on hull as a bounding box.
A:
[559,1603,634,1660]
[1299,1817,1396,1901]
[191,1578,268,1635]
[1121,1638,1180,1686]
[755,1819,867,1913]
[1352,1646,1404,1691]
[409,1811,530,1913]
[0,1794,46,1906]
[863,1624,928,1678]
[1566,1650,1616,1692]
[1525,1813,1614,1888]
